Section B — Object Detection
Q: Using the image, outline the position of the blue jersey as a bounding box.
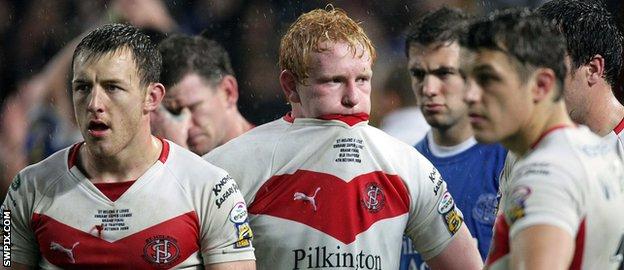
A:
[400,136,507,270]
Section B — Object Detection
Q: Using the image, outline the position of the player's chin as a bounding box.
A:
[473,129,499,144]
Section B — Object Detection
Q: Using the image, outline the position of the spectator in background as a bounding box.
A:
[154,34,253,155]
[401,7,507,269]
[378,66,430,145]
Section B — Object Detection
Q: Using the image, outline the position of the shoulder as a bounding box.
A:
[205,118,288,162]
[18,146,72,188]
[163,140,230,187]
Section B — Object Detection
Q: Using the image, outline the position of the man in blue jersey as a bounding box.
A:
[401,7,507,270]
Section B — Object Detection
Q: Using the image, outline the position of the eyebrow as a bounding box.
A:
[472,64,497,74]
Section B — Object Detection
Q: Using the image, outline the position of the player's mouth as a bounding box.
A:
[468,113,487,126]
[87,120,110,138]
[423,103,444,113]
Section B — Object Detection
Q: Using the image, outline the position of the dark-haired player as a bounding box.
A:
[538,0,624,149]
[461,9,624,269]
[2,24,255,269]
[401,7,507,269]
[153,34,253,156]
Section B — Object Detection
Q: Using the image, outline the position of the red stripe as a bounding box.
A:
[530,124,572,149]
[32,211,200,269]
[614,117,624,135]
[67,143,83,168]
[283,112,295,123]
[248,170,410,244]
[486,214,510,266]
[93,181,136,202]
[317,113,370,126]
[281,112,370,126]
[569,218,586,270]
[158,138,170,163]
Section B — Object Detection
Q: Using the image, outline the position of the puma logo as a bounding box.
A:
[293,187,321,211]
[50,241,79,263]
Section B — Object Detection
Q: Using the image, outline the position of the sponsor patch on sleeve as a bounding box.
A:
[438,191,462,234]
[229,202,253,249]
[504,185,531,225]
[234,222,253,249]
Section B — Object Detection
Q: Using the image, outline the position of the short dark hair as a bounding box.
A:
[72,23,161,86]
[538,0,623,87]
[158,34,234,88]
[461,8,567,100]
[405,7,470,57]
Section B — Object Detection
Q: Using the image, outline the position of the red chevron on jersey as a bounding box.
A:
[32,211,200,269]
[486,214,510,267]
[247,170,410,244]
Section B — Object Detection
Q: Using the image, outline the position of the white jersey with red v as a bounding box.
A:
[487,126,624,270]
[205,113,464,270]
[3,139,254,269]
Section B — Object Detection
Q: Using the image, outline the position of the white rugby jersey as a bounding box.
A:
[205,114,463,270]
[2,139,255,269]
[487,126,624,270]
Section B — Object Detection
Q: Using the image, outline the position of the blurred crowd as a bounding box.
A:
[0,0,622,195]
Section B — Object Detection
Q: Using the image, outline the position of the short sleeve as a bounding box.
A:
[503,162,584,238]
[405,157,464,260]
[199,173,255,265]
[2,174,40,265]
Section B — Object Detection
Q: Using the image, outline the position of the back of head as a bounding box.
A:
[405,6,470,55]
[461,8,567,99]
[279,6,376,84]
[538,0,623,87]
[159,34,234,88]
[72,23,161,87]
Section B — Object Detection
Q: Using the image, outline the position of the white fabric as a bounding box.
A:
[205,117,463,270]
[489,126,624,270]
[426,132,478,158]
[3,140,255,269]
[379,107,430,146]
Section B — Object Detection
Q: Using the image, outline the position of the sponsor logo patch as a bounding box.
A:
[505,185,531,224]
[10,175,21,191]
[437,191,454,214]
[360,182,385,213]
[443,208,463,235]
[229,202,248,224]
[142,235,180,268]
[234,222,253,249]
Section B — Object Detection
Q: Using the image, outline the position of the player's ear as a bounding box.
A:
[532,68,556,103]
[144,82,165,112]
[586,54,605,86]
[280,70,301,103]
[219,75,239,108]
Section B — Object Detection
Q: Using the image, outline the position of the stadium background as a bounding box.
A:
[0,0,622,196]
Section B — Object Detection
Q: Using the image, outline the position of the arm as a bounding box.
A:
[425,225,483,270]
[510,224,574,270]
[205,260,255,270]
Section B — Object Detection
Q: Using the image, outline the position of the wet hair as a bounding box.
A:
[72,23,161,86]
[461,8,567,100]
[279,6,376,84]
[538,0,623,86]
[405,6,470,57]
[158,34,235,88]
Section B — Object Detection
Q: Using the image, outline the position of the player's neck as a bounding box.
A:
[431,117,474,147]
[80,132,162,184]
[584,89,624,136]
[504,102,574,157]
[224,111,253,142]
